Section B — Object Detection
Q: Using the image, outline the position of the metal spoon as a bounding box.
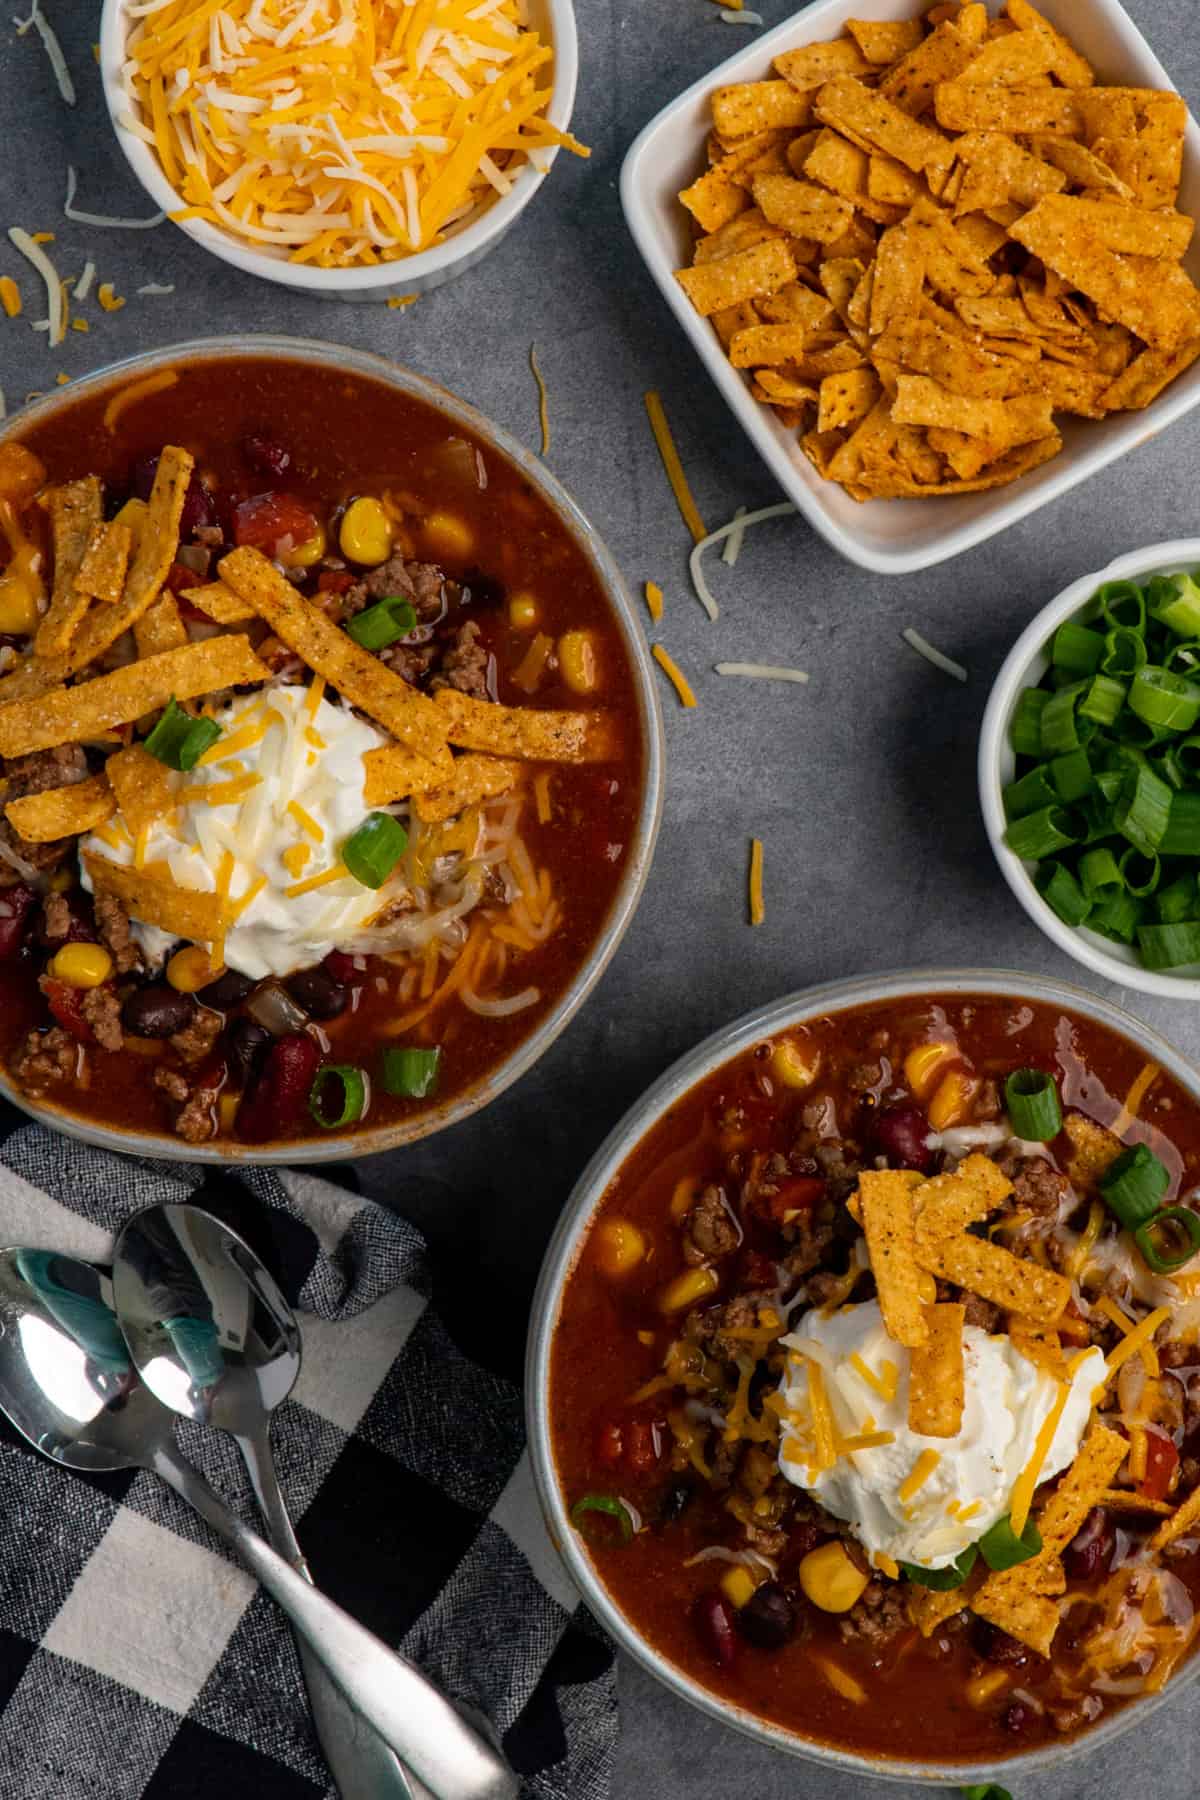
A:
[111,1203,440,1800]
[0,1246,514,1800]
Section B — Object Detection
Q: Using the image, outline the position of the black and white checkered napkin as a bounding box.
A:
[0,1111,615,1800]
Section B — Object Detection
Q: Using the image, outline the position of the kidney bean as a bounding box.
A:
[238,1031,321,1142]
[286,965,348,1021]
[199,969,256,1012]
[243,433,291,479]
[1063,1506,1114,1582]
[736,1583,796,1650]
[694,1593,737,1669]
[323,949,359,984]
[121,985,197,1039]
[872,1102,934,1172]
[970,1618,1033,1667]
[0,884,37,960]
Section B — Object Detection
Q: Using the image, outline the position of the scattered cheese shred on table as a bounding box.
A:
[97,282,126,313]
[721,505,748,567]
[529,343,550,455]
[15,0,76,106]
[720,7,763,21]
[688,501,796,621]
[64,166,164,231]
[644,580,664,623]
[0,278,21,319]
[644,390,707,546]
[748,836,764,926]
[385,293,419,310]
[117,0,588,269]
[901,628,968,684]
[7,228,65,346]
[651,643,697,709]
[715,662,809,685]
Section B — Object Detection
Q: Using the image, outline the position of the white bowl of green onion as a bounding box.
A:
[980,539,1200,998]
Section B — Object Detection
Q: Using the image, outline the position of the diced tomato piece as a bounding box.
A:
[1140,1432,1180,1504]
[232,492,322,557]
[41,978,93,1042]
[758,1177,826,1223]
[0,883,37,960]
[166,560,203,593]
[316,570,355,595]
[624,1417,664,1476]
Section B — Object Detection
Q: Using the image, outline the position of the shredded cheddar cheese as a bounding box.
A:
[1097,1293,1161,1376]
[229,872,268,920]
[117,0,588,270]
[806,1361,836,1474]
[898,1449,941,1504]
[814,1657,867,1705]
[285,859,351,898]
[282,842,311,879]
[0,277,21,318]
[529,343,550,455]
[1111,1061,1161,1137]
[748,836,764,927]
[644,580,664,623]
[287,799,325,843]
[97,283,126,313]
[644,390,707,544]
[1010,1383,1069,1536]
[1104,1305,1170,1379]
[103,370,180,433]
[651,643,697,709]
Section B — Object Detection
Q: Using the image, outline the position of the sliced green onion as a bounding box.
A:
[1040,682,1086,755]
[569,1493,634,1545]
[308,1063,367,1129]
[962,1787,1014,1800]
[977,1513,1042,1573]
[1134,1207,1200,1275]
[1164,639,1200,674]
[1137,920,1200,969]
[1048,748,1093,803]
[381,1045,442,1098]
[1004,805,1080,861]
[1051,620,1105,675]
[1149,570,1200,638]
[1098,579,1146,632]
[1118,847,1161,897]
[343,811,408,889]
[1129,666,1200,734]
[1079,846,1124,895]
[144,697,222,772]
[1156,873,1197,924]
[1089,886,1143,944]
[344,596,418,650]
[1035,861,1090,926]
[1010,688,1050,758]
[1003,765,1057,821]
[1174,735,1200,776]
[900,1545,977,1590]
[1101,627,1148,679]
[1079,673,1127,726]
[1160,791,1200,856]
[1114,760,1173,855]
[1095,765,1125,802]
[1004,1068,1062,1141]
[1099,1142,1171,1228]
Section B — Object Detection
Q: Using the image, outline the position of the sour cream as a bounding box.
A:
[776,1299,1105,1570]
[81,685,402,980]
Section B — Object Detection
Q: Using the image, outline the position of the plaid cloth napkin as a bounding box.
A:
[0,1111,616,1800]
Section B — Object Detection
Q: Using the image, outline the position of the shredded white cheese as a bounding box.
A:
[901,627,969,684]
[721,504,748,568]
[689,501,798,621]
[7,228,64,347]
[714,662,810,685]
[136,282,176,296]
[14,0,75,105]
[75,259,97,302]
[65,166,165,230]
[720,7,764,20]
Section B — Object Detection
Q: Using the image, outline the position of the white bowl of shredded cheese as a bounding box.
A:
[97,0,580,301]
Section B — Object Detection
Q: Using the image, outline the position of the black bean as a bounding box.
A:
[970,1618,1030,1666]
[199,969,256,1011]
[121,985,197,1038]
[658,1479,694,1526]
[228,1018,271,1084]
[243,433,291,479]
[286,965,348,1021]
[736,1583,796,1650]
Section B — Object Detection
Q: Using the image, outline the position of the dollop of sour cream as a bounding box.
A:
[776,1299,1105,1570]
[81,685,399,980]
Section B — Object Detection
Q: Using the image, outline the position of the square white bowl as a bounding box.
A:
[620,0,1200,575]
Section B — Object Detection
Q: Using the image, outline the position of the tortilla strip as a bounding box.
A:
[1004,0,1094,87]
[752,174,855,245]
[951,131,1067,207]
[217,546,448,756]
[33,477,103,657]
[879,14,987,118]
[1023,193,1193,261]
[1150,1483,1200,1552]
[916,1212,1069,1325]
[1010,201,1200,353]
[892,375,1055,452]
[1103,336,1200,412]
[1026,133,1135,198]
[844,18,923,65]
[857,1169,928,1348]
[818,367,879,432]
[757,281,838,331]
[5,772,115,843]
[774,39,870,92]
[104,742,177,837]
[412,754,522,825]
[815,77,955,180]
[852,432,1062,497]
[908,1578,976,1636]
[869,225,925,336]
[730,324,815,368]
[713,81,814,139]
[434,689,617,765]
[58,446,194,679]
[933,83,1083,136]
[676,238,798,318]
[361,742,457,806]
[83,851,224,946]
[0,443,46,507]
[133,591,188,660]
[0,634,267,758]
[74,519,133,607]
[908,1301,965,1438]
[183,580,257,626]
[972,1425,1127,1656]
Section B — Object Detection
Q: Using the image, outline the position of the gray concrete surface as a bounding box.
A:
[3,1,1200,1793]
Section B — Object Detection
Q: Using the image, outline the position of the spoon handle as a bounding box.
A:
[237,1424,425,1800]
[149,1442,516,1800]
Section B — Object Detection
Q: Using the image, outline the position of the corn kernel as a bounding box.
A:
[928,1069,977,1131]
[0,572,39,636]
[112,496,147,549]
[720,1565,759,1610]
[798,1541,870,1614]
[422,510,474,559]
[658,1265,720,1314]
[966,1669,1010,1708]
[167,945,223,993]
[281,523,327,570]
[670,1176,700,1222]
[904,1040,960,1100]
[558,630,600,695]
[219,1092,240,1133]
[770,1037,821,1090]
[594,1217,647,1277]
[49,942,113,989]
[509,594,538,630]
[339,496,393,568]
[47,866,74,893]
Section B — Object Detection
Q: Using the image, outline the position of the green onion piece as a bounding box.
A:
[1010,687,1051,758]
[1077,796,1116,845]
[1164,639,1200,674]
[1004,1068,1062,1141]
[1035,861,1090,927]
[1137,920,1200,969]
[1051,620,1105,675]
[1101,627,1148,679]
[1079,847,1124,895]
[1158,746,1189,791]
[381,1045,442,1098]
[342,811,408,889]
[1048,748,1093,804]
[962,1787,1014,1800]
[1156,873,1197,924]
[1129,666,1200,734]
[1039,683,1086,755]
[308,1063,368,1130]
[1003,805,1080,861]
[1090,886,1143,944]
[1098,579,1146,632]
[1134,1207,1200,1275]
[1160,791,1200,856]
[1174,735,1200,777]
[344,596,418,651]
[1095,765,1125,802]
[1114,760,1173,855]
[569,1493,634,1546]
[1149,570,1200,638]
[1118,847,1161,897]
[144,698,222,772]
[977,1512,1043,1573]
[1079,673,1127,726]
[1003,765,1058,821]
[900,1545,977,1590]
[1099,1142,1171,1228]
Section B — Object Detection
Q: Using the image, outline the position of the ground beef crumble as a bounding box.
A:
[431,618,491,700]
[39,892,72,943]
[342,555,451,622]
[80,986,123,1051]
[839,1581,910,1644]
[153,1067,218,1143]
[0,745,90,872]
[169,1006,222,1064]
[11,1027,76,1095]
[93,889,141,975]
